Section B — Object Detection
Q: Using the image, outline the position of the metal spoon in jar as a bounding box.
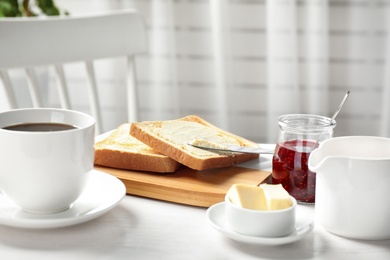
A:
[330,90,350,125]
[308,90,350,152]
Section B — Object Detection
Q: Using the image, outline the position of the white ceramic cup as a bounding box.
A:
[225,194,296,237]
[0,108,95,214]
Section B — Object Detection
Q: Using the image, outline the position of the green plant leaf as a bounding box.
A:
[0,0,22,17]
[37,0,59,16]
[0,0,65,17]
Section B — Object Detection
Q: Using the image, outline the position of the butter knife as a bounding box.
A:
[188,143,274,154]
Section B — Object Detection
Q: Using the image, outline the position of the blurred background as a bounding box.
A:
[1,0,389,143]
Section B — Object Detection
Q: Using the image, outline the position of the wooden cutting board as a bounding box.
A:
[94,165,271,208]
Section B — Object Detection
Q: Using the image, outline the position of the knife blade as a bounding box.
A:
[188,143,274,154]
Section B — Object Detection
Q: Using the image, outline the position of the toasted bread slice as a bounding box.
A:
[95,124,181,173]
[129,115,259,171]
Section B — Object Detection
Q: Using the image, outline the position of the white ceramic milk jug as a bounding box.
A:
[308,136,390,240]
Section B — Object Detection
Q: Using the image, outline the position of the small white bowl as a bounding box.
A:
[225,194,296,237]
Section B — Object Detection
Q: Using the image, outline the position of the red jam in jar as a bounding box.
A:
[272,139,319,203]
[271,114,335,204]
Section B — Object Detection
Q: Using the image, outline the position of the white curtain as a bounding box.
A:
[139,0,390,142]
[4,0,389,143]
[266,0,330,141]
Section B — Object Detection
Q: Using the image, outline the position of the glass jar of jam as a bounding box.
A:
[272,114,335,203]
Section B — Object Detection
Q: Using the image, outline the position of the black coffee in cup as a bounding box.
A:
[3,123,77,132]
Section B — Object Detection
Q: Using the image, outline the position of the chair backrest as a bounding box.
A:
[0,10,147,134]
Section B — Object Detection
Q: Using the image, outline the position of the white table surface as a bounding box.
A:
[1,145,390,260]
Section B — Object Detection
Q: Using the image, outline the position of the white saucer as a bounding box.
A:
[206,202,314,245]
[0,170,126,229]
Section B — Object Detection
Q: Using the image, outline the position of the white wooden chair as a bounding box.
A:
[0,10,147,134]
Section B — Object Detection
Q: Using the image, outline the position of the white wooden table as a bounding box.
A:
[1,145,390,259]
